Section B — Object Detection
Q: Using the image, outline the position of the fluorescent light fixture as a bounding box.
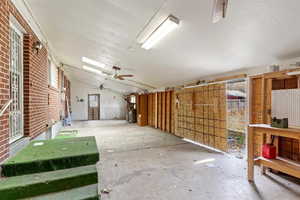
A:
[142,15,180,50]
[287,71,300,76]
[83,65,104,76]
[82,57,106,69]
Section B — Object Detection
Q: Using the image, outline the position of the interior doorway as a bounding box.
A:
[226,79,247,159]
[88,94,100,120]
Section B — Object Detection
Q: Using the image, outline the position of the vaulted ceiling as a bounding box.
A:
[26,0,300,92]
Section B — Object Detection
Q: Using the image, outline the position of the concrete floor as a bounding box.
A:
[66,120,300,200]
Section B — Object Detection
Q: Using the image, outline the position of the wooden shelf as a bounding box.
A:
[255,157,300,179]
[249,124,300,140]
[248,124,300,182]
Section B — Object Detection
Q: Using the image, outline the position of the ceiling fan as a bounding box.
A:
[93,83,125,96]
[212,0,229,23]
[112,66,134,80]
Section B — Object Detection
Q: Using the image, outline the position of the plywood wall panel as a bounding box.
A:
[148,94,153,126]
[137,94,148,126]
[158,92,162,129]
[171,91,176,134]
[155,93,158,128]
[162,92,166,131]
[166,91,171,133]
[174,83,227,152]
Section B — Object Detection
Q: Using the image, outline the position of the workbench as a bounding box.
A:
[247,124,300,182]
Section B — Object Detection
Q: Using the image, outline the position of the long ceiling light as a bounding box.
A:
[142,15,180,50]
[83,65,105,76]
[82,57,106,69]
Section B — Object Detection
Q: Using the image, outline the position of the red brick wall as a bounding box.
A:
[0,0,66,162]
[0,0,10,162]
[48,85,60,124]
[23,34,48,139]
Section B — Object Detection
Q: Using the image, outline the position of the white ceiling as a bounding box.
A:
[26,0,300,91]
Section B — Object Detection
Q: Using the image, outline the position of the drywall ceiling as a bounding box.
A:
[26,0,300,89]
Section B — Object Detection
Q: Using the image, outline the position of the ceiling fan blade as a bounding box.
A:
[212,0,228,23]
[118,74,134,78]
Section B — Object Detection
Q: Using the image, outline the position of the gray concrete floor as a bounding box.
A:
[66,120,300,200]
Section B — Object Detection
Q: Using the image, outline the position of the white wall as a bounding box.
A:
[70,80,127,120]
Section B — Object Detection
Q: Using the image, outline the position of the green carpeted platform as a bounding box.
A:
[1,136,99,177]
[0,165,98,200]
[24,184,100,200]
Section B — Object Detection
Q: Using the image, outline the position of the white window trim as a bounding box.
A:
[9,14,27,35]
[9,18,25,144]
[48,57,58,89]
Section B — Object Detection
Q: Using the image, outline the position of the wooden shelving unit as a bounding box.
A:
[248,124,300,182]
[255,157,300,179]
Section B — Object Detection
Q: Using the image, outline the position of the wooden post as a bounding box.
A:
[261,133,267,175]
[248,126,255,182]
[155,93,158,129]
[261,77,266,123]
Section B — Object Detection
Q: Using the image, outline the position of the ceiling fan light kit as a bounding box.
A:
[142,15,180,50]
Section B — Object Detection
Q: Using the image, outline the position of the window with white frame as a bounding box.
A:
[9,19,24,142]
[48,58,58,88]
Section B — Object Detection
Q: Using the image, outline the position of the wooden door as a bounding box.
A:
[88,94,100,120]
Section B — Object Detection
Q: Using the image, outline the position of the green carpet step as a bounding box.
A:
[24,184,100,200]
[0,165,98,200]
[1,136,99,177]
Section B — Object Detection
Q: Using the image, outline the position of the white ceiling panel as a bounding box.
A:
[26,0,300,90]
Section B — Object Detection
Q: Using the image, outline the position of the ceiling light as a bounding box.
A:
[142,15,180,50]
[83,65,105,76]
[82,57,106,69]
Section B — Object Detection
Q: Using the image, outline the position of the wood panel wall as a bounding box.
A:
[138,91,176,134]
[175,84,227,152]
[137,86,227,152]
[137,94,148,126]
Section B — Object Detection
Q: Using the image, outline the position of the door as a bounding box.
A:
[9,24,24,143]
[88,94,100,120]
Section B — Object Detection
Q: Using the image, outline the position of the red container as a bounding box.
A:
[262,144,277,159]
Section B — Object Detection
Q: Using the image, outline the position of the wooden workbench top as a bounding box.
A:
[249,124,300,136]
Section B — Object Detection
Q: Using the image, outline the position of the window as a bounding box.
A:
[130,95,136,103]
[48,58,58,88]
[9,20,24,143]
[130,95,136,109]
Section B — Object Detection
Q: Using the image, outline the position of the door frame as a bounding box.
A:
[88,94,100,120]
[9,20,24,143]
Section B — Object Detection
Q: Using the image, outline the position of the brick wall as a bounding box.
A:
[0,0,10,162]
[48,85,60,125]
[0,0,66,162]
[23,34,48,139]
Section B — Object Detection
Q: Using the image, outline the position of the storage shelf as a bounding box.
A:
[249,124,300,140]
[255,157,300,179]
